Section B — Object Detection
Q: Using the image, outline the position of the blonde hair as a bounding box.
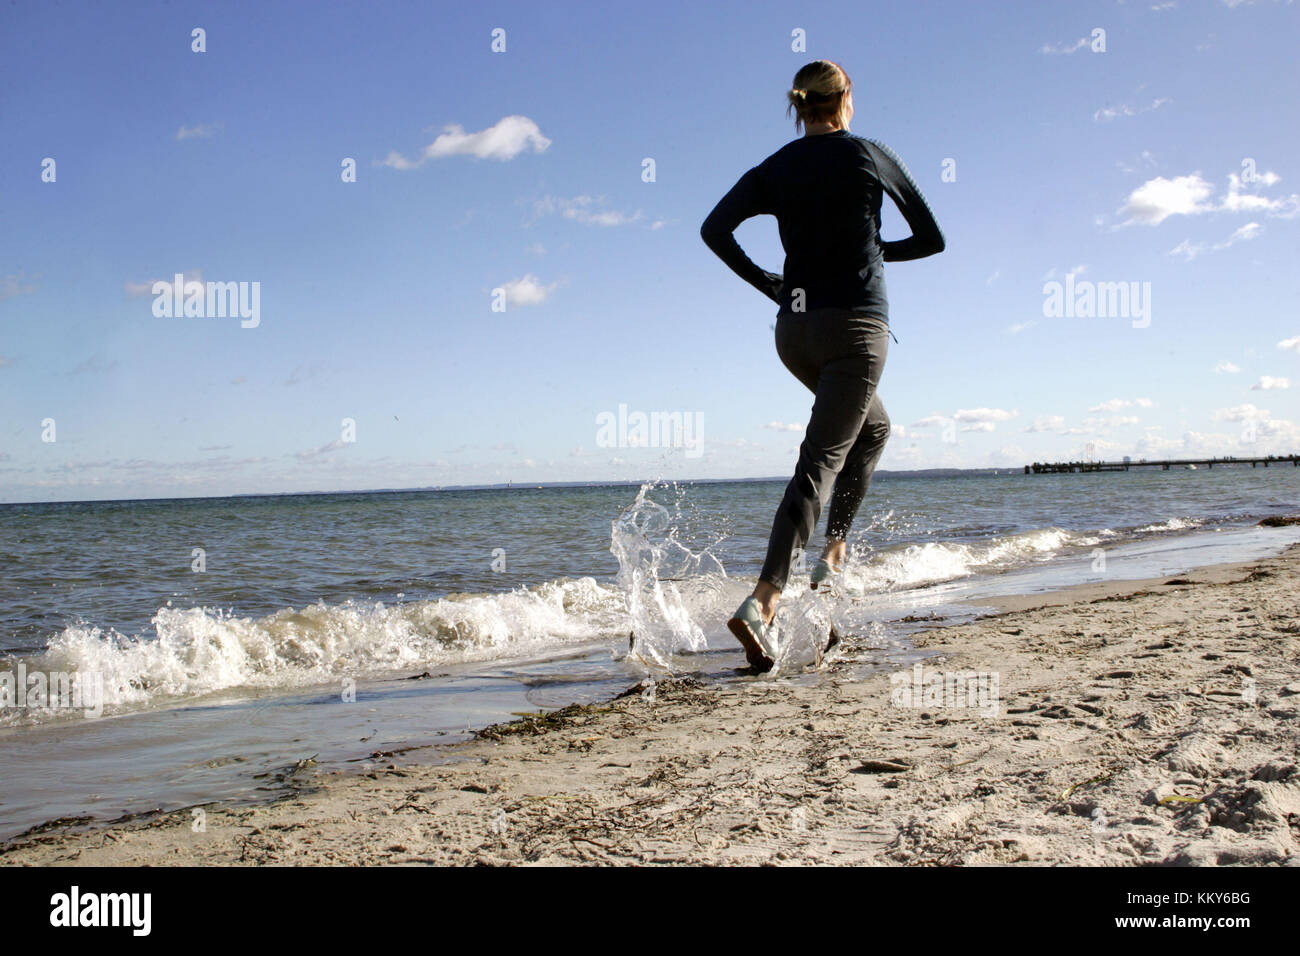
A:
[786,60,852,133]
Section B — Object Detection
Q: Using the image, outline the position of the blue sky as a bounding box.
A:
[2,0,1298,502]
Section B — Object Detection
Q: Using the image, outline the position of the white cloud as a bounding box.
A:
[911,414,948,429]
[953,408,1018,424]
[498,274,559,307]
[1227,221,1264,243]
[1090,398,1153,412]
[1040,37,1090,55]
[1042,264,1087,281]
[1213,403,1267,422]
[1024,415,1065,433]
[295,439,348,460]
[1220,173,1299,217]
[176,123,220,141]
[1278,335,1300,354]
[1119,175,1215,225]
[1168,221,1261,261]
[381,115,550,169]
[764,421,804,432]
[532,195,643,227]
[1124,168,1298,227]
[1062,415,1140,436]
[1093,97,1171,123]
[1251,376,1290,390]
[125,270,203,298]
[1214,360,1241,374]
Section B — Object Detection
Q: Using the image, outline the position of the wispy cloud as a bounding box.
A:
[72,353,118,375]
[1212,403,1267,422]
[284,363,328,387]
[1169,221,1262,260]
[1,272,37,302]
[1042,264,1087,281]
[295,439,349,460]
[125,269,202,298]
[380,115,550,168]
[1039,37,1090,55]
[931,409,1021,435]
[530,195,644,227]
[1089,398,1154,412]
[1116,151,1159,175]
[1093,97,1171,123]
[1024,415,1065,433]
[176,122,221,141]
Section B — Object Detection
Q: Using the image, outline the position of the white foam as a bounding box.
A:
[842,527,1083,592]
[1134,517,1203,533]
[7,576,628,726]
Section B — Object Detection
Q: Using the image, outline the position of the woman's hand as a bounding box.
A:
[764,271,784,303]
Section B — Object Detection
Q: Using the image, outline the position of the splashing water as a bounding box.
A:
[609,483,725,673]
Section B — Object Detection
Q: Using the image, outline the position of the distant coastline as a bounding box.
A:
[0,469,1014,508]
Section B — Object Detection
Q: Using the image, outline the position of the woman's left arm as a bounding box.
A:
[865,139,946,262]
[700,166,783,302]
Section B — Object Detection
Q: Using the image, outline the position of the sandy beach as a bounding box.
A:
[4,541,1298,867]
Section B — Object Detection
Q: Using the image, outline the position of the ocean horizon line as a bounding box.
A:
[0,467,1012,508]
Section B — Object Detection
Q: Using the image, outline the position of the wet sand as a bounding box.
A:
[4,543,1299,866]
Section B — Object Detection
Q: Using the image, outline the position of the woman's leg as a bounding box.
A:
[757,315,889,601]
[824,392,891,551]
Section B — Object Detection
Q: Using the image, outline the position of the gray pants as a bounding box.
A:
[760,308,891,590]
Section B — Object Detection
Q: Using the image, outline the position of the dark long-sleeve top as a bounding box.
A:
[700,132,945,320]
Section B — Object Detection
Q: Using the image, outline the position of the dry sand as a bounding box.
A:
[4,543,1299,866]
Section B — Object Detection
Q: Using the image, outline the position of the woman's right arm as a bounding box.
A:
[864,139,946,262]
[700,166,784,303]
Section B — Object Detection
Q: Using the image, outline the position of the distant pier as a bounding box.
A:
[1025,454,1300,474]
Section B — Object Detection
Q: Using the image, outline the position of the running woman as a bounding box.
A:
[700,60,946,671]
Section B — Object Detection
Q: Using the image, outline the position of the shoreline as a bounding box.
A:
[4,542,1299,866]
